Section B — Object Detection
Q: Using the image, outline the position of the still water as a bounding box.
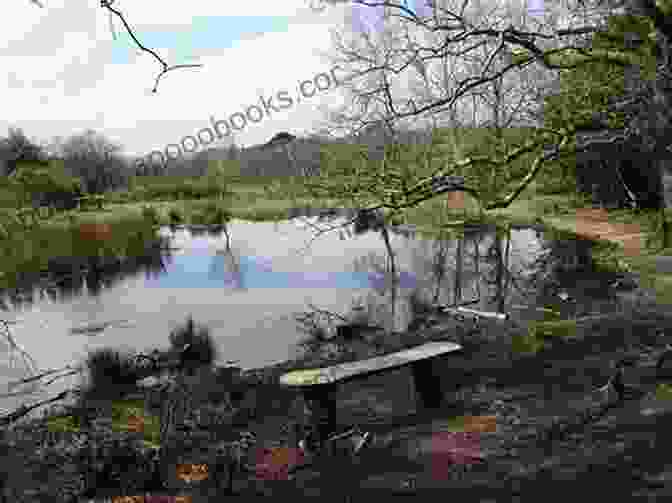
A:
[0,211,632,419]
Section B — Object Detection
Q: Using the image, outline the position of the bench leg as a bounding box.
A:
[301,383,337,446]
[411,359,443,409]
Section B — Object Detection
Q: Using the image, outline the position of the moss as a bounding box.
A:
[439,415,497,432]
[46,398,161,447]
[45,414,81,434]
[655,383,672,401]
[510,332,545,356]
[528,319,578,340]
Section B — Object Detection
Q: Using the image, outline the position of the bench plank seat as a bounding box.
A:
[280,341,463,446]
[280,341,461,387]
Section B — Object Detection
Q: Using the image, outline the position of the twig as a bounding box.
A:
[0,389,78,426]
[100,0,203,93]
[656,344,672,374]
[6,364,83,390]
[305,303,350,324]
[594,362,628,401]
[292,214,360,256]
[0,320,38,377]
[41,369,82,387]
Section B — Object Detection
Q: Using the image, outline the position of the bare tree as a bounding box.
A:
[59,129,129,193]
[0,128,46,176]
[308,0,669,214]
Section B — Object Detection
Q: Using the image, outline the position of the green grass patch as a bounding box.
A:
[528,319,578,340]
[45,398,161,448]
[441,415,470,431]
[510,332,546,356]
[655,383,672,401]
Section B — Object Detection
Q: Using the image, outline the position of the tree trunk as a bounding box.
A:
[659,162,672,248]
[454,237,463,306]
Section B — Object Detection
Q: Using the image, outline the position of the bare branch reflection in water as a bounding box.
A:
[0,320,41,392]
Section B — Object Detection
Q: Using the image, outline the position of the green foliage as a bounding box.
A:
[533,14,660,194]
[199,201,231,226]
[534,177,578,196]
[542,14,658,135]
[168,207,183,224]
[46,400,161,447]
[141,205,160,225]
[205,159,242,180]
[110,399,161,446]
[452,127,548,204]
[127,175,232,202]
[658,0,672,16]
[9,160,82,211]
[294,125,575,213]
[643,209,672,251]
[510,331,545,355]
[655,382,672,400]
[528,319,578,340]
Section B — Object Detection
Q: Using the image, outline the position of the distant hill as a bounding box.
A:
[186,126,438,179]
[191,134,325,179]
[138,125,534,180]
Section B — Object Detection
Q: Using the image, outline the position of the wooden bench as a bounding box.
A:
[280,341,462,445]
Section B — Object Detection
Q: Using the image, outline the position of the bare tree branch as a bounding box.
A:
[0,389,79,427]
[5,364,83,391]
[99,0,203,93]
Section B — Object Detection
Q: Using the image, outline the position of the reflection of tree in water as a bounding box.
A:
[293,300,389,362]
[350,252,411,333]
[0,232,173,310]
[352,209,404,332]
[408,228,481,308]
[479,225,514,313]
[210,245,245,290]
[407,224,536,319]
[521,227,618,318]
[188,226,209,238]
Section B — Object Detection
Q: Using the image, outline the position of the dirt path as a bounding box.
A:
[544,207,647,256]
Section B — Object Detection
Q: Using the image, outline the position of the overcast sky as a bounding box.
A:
[1,0,548,165]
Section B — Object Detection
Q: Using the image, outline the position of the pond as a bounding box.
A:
[0,208,640,420]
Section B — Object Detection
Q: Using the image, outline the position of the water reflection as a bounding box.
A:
[0,216,635,332]
[292,215,638,363]
[0,234,173,311]
[0,210,641,420]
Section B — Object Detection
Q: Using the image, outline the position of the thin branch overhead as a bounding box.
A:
[99,0,203,93]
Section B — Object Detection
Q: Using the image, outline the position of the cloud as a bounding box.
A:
[0,0,347,157]
[112,0,313,27]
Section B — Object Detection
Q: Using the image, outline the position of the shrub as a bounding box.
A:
[168,207,183,225]
[72,423,160,499]
[141,205,160,225]
[202,202,231,226]
[79,348,145,404]
[168,315,219,375]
